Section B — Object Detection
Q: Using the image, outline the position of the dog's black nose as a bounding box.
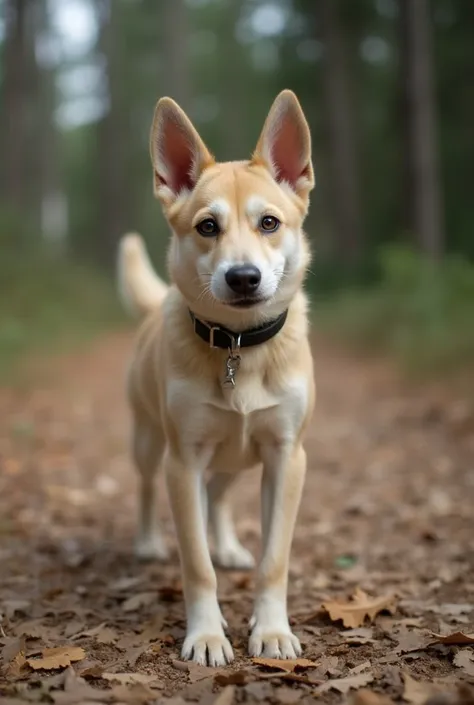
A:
[225,264,262,296]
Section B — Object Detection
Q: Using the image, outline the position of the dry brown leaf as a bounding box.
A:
[102,671,160,685]
[26,645,86,671]
[212,685,235,705]
[323,588,397,628]
[317,671,374,694]
[121,591,157,612]
[214,670,250,686]
[454,650,474,677]
[342,627,376,645]
[430,631,474,645]
[252,656,318,673]
[395,628,432,654]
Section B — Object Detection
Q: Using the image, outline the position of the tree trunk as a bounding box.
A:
[319,0,362,265]
[400,0,444,259]
[0,0,28,210]
[94,0,134,268]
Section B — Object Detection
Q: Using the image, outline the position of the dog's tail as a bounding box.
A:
[117,233,168,318]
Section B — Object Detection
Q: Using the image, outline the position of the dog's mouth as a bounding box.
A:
[225,297,270,309]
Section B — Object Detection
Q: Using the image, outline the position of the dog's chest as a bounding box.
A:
[168,373,308,473]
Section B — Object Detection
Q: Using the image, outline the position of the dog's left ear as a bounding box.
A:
[252,90,314,199]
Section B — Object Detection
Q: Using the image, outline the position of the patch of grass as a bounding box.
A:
[313,245,474,375]
[0,252,126,382]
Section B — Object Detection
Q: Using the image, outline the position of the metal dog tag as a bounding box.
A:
[223,353,241,388]
[222,333,242,388]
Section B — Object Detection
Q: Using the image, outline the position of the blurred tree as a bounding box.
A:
[0,0,30,213]
[400,0,444,259]
[318,0,363,265]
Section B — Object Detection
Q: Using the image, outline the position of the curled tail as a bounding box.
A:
[117,233,168,318]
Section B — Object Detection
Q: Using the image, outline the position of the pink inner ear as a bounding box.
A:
[158,118,195,194]
[271,117,305,187]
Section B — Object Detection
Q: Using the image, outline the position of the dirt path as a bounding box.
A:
[1,332,473,704]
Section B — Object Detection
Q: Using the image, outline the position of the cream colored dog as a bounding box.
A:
[118,90,315,666]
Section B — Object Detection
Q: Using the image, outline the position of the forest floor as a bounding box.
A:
[1,330,474,705]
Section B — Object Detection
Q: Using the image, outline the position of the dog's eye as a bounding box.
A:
[196,218,220,237]
[260,215,280,233]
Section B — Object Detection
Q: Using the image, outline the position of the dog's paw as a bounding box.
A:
[135,534,169,562]
[248,620,302,659]
[182,631,234,666]
[213,544,255,570]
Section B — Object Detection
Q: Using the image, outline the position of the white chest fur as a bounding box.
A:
[166,370,309,473]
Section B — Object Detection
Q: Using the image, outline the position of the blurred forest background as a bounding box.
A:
[0,0,473,376]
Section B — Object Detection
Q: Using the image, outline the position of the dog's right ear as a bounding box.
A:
[150,98,215,205]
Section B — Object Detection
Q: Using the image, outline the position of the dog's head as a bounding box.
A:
[150,90,314,327]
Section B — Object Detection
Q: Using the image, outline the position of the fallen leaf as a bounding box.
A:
[121,591,157,612]
[212,685,235,705]
[187,662,219,683]
[102,671,160,685]
[252,657,318,673]
[395,628,432,654]
[77,664,104,679]
[430,631,474,645]
[342,627,376,645]
[214,670,250,686]
[317,671,374,694]
[454,650,474,677]
[323,589,397,628]
[26,645,86,670]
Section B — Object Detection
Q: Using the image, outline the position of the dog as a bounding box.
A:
[117,89,315,666]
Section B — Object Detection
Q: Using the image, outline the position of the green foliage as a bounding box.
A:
[0,241,124,380]
[315,246,474,373]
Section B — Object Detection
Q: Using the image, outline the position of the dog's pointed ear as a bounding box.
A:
[252,90,314,199]
[150,97,215,204]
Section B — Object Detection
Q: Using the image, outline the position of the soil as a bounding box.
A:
[1,331,473,705]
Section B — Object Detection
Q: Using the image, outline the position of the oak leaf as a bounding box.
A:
[323,589,397,628]
[252,657,318,673]
[429,631,474,645]
[454,650,474,677]
[26,645,86,671]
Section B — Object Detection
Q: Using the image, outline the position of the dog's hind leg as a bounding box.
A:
[207,473,255,570]
[132,416,169,561]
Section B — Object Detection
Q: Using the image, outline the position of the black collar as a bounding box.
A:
[189,309,288,350]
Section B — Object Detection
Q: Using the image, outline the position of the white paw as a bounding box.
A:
[248,620,302,659]
[135,534,169,562]
[182,630,234,666]
[213,544,255,570]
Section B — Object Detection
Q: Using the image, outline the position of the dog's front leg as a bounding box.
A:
[165,451,233,666]
[249,443,306,659]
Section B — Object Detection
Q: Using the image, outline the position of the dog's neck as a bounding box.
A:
[183,293,295,335]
